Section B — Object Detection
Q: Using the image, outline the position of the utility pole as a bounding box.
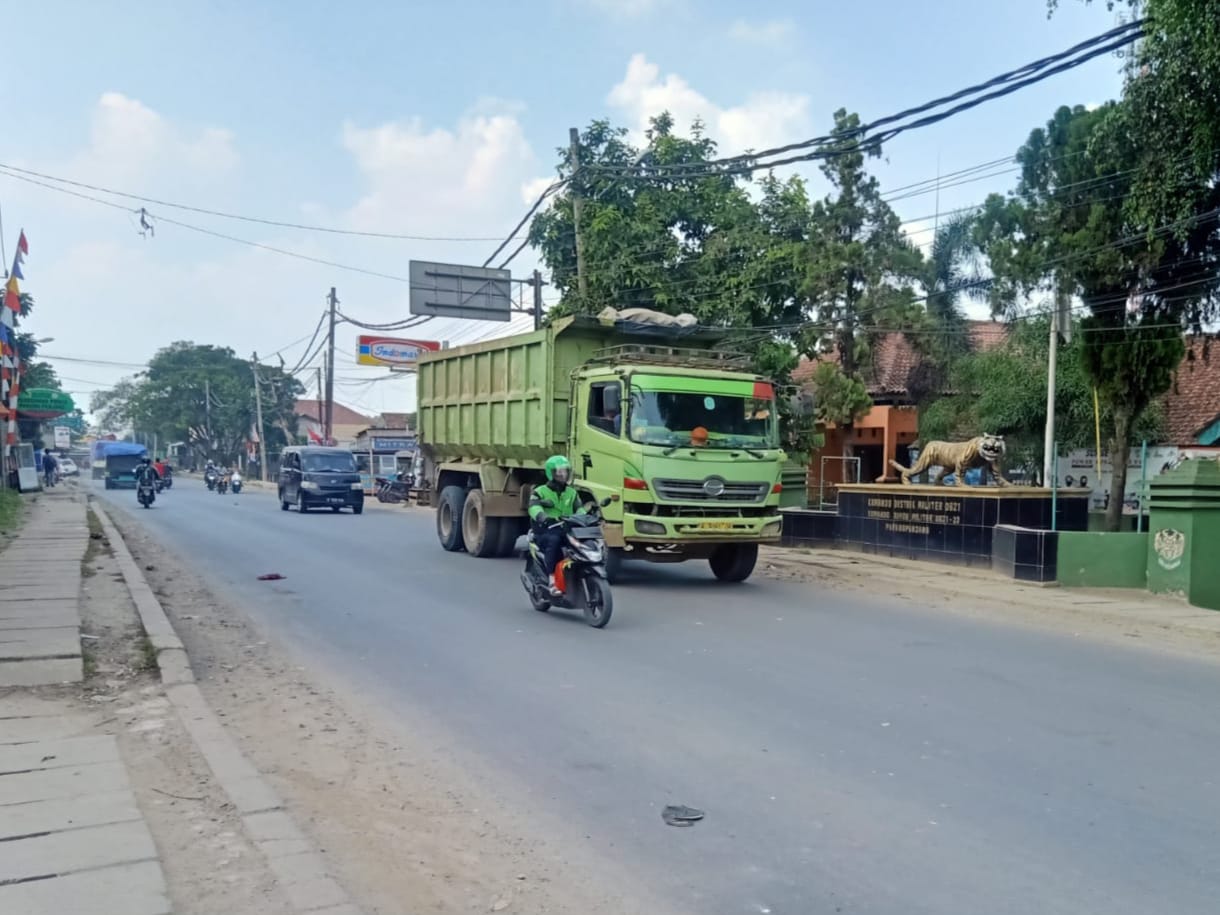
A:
[531,270,544,330]
[315,365,324,434]
[568,128,588,300]
[251,352,269,481]
[324,286,338,446]
[204,378,212,459]
[1042,288,1070,488]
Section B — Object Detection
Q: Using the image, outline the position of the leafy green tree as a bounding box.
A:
[975,101,1216,527]
[93,343,304,463]
[800,110,924,381]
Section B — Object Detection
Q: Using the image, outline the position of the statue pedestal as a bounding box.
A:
[834,483,1089,572]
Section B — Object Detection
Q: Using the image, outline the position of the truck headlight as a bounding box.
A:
[762,521,782,537]
[636,520,666,535]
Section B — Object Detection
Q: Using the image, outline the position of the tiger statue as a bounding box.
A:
[888,434,1010,486]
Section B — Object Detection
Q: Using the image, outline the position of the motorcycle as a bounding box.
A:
[231,474,243,494]
[375,474,409,504]
[216,474,230,495]
[519,496,614,628]
[161,468,173,490]
[204,468,219,491]
[137,477,156,509]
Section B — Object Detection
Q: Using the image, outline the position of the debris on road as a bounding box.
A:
[257,572,286,581]
[662,805,705,827]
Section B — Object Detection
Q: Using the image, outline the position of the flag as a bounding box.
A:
[4,276,19,313]
[17,231,28,255]
[10,260,22,281]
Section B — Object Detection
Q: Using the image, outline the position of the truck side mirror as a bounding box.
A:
[599,496,613,507]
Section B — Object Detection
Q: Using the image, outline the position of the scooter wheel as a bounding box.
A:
[521,571,550,612]
[582,577,613,628]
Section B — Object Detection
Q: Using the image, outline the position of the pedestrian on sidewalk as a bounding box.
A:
[42,450,58,488]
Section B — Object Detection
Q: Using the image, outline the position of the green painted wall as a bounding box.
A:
[1057,532,1148,588]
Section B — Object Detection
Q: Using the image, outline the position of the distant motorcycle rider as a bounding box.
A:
[529,455,578,595]
[133,456,160,485]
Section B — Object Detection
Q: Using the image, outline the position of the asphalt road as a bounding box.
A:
[96,479,1220,915]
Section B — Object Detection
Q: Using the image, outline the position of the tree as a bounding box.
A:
[531,116,817,452]
[94,343,304,462]
[975,101,1216,528]
[800,110,925,381]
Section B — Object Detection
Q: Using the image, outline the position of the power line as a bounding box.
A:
[0,161,523,242]
[589,20,1143,181]
[482,179,568,268]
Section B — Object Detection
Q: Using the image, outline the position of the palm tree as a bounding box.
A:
[923,212,990,360]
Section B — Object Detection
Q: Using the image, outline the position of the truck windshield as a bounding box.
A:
[628,387,778,449]
[304,452,357,473]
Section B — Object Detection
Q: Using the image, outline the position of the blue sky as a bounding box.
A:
[3,0,1126,418]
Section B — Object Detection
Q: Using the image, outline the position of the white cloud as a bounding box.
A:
[341,109,537,236]
[728,19,796,44]
[69,91,238,183]
[607,54,811,153]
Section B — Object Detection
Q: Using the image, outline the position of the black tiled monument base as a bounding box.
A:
[992,525,1059,582]
[831,484,1088,573]
[780,508,837,547]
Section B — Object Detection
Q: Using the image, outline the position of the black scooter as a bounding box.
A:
[519,497,614,628]
[137,477,156,509]
[204,468,219,491]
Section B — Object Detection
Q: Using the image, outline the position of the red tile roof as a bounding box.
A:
[792,321,1009,396]
[294,399,374,427]
[1163,343,1220,445]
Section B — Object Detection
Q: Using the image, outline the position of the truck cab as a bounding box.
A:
[569,349,783,580]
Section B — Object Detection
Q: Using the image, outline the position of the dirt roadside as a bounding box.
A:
[101,505,674,915]
[44,501,296,914]
[760,545,1220,661]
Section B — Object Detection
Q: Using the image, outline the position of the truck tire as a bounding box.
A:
[437,486,467,552]
[709,543,758,583]
[461,490,502,558]
[494,517,524,557]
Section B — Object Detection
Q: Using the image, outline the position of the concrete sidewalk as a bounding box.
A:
[0,490,172,915]
[0,493,87,687]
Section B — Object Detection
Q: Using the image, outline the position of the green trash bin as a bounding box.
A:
[1146,458,1220,610]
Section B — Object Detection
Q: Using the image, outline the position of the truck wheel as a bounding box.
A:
[709,543,758,583]
[461,490,501,558]
[437,486,468,552]
[604,547,625,583]
[494,517,524,557]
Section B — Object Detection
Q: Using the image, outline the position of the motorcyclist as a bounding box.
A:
[133,456,160,485]
[528,455,578,595]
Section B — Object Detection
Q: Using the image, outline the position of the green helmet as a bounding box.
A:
[544,454,572,488]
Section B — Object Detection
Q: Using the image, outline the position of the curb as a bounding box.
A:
[90,502,363,915]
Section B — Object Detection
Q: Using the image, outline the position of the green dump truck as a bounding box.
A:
[416,314,786,582]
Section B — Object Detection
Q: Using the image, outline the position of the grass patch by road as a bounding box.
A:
[0,488,22,534]
[82,507,109,577]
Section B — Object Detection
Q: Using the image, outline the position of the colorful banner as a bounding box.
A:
[356,335,440,369]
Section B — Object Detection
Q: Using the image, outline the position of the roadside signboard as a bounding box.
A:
[53,426,71,449]
[356,336,441,371]
[408,260,512,322]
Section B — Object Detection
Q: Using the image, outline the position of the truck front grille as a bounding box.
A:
[652,478,769,503]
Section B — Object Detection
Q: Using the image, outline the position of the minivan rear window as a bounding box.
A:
[302,452,357,473]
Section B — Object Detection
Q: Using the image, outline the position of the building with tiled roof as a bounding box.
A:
[294,399,375,448]
[1162,343,1220,446]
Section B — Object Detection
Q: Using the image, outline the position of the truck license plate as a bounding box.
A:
[700,521,734,530]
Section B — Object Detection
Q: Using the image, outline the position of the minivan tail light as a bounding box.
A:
[623,477,648,491]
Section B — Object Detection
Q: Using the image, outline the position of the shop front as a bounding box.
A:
[353,431,416,493]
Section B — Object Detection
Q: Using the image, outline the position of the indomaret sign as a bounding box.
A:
[356,336,441,370]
